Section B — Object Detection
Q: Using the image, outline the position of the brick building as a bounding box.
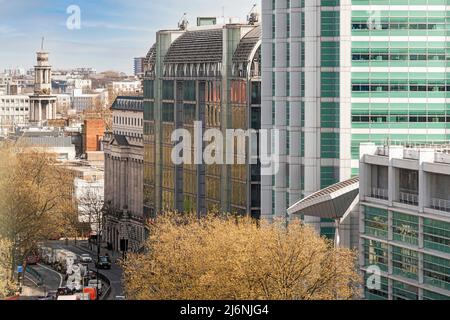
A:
[82,118,106,154]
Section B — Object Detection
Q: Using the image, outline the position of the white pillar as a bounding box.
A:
[38,101,42,124]
[303,1,321,231]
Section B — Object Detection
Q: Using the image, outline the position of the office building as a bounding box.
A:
[0,95,30,135]
[359,142,450,300]
[143,20,261,218]
[262,0,450,237]
[134,57,145,77]
[109,80,142,95]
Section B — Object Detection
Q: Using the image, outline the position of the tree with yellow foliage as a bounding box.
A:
[0,142,77,284]
[0,238,18,298]
[122,213,361,300]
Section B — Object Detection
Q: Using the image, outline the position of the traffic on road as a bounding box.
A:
[32,244,109,300]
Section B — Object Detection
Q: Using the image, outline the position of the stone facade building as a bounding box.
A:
[103,96,145,253]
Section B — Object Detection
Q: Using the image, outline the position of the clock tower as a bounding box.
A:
[29,38,57,125]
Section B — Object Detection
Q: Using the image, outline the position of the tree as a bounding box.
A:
[122,213,361,300]
[0,238,18,298]
[0,142,74,283]
[77,186,105,249]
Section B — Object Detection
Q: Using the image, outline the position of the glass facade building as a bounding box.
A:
[262,0,450,237]
[143,24,261,218]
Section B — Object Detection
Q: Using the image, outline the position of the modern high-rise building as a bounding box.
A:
[134,57,145,78]
[359,143,450,300]
[262,0,450,237]
[142,21,262,218]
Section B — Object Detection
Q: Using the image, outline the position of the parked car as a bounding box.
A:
[26,254,40,265]
[95,256,111,270]
[79,254,93,263]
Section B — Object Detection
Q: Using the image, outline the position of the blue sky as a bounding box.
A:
[0,0,260,74]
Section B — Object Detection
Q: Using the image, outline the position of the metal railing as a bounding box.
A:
[371,187,389,200]
[399,192,419,206]
[430,198,450,213]
[26,266,44,286]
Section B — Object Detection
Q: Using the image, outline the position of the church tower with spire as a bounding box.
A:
[30,38,57,125]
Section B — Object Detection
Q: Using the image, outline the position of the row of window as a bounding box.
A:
[363,206,450,255]
[0,107,29,112]
[113,115,143,127]
[0,99,29,104]
[364,239,450,293]
[354,0,449,5]
[113,130,143,139]
[353,53,448,62]
[352,22,447,31]
[352,83,450,92]
[352,115,450,123]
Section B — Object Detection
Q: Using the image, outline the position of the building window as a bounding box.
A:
[363,239,388,272]
[423,254,450,291]
[363,206,388,239]
[392,212,419,246]
[392,281,418,300]
[392,246,419,281]
[423,218,450,254]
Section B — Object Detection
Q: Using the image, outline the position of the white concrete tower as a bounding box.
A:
[30,38,57,125]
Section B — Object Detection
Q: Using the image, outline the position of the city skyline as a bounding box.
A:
[0,0,260,74]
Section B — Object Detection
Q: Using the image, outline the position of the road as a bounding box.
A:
[45,240,124,299]
[18,263,63,300]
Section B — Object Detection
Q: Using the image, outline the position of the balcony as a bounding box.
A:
[399,192,418,206]
[370,187,388,200]
[430,198,450,213]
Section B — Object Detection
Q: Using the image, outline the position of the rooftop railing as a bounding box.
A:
[370,187,389,200]
[430,198,450,213]
[399,192,419,206]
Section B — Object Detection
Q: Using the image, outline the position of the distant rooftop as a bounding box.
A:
[18,135,74,148]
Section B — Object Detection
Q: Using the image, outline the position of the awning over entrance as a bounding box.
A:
[287,177,360,220]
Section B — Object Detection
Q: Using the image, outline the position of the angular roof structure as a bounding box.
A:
[111,96,143,112]
[287,177,360,220]
[233,26,261,63]
[144,44,156,69]
[112,134,130,147]
[164,29,223,64]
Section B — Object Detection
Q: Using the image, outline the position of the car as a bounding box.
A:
[37,291,57,301]
[26,254,40,265]
[87,280,103,296]
[57,287,73,296]
[85,270,97,280]
[79,254,93,263]
[95,256,111,270]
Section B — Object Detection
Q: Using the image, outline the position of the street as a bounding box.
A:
[45,240,124,299]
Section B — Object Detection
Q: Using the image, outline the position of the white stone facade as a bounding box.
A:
[103,97,145,253]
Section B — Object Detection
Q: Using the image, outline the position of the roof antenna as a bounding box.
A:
[247,4,259,25]
[178,13,189,31]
